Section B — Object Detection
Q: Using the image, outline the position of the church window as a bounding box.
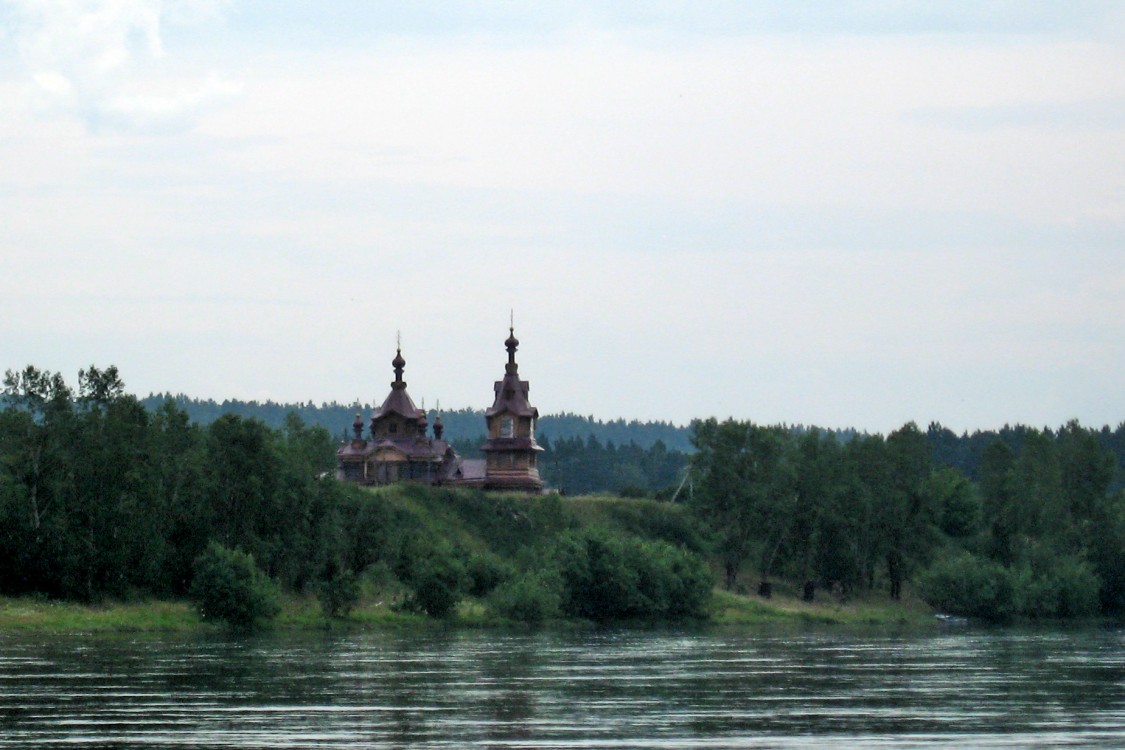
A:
[501,415,514,438]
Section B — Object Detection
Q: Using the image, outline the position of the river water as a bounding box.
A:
[1,626,1122,748]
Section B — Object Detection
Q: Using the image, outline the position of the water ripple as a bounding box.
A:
[1,628,1123,748]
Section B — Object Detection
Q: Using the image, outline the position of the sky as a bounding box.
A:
[2,1,1124,434]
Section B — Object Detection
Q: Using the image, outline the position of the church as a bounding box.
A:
[335,326,545,492]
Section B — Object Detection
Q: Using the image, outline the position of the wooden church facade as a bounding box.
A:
[336,327,544,492]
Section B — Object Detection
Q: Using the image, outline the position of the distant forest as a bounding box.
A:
[138,394,695,496]
[138,394,694,451]
[138,394,1125,496]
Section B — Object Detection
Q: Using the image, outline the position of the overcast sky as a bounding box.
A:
[2,1,1124,433]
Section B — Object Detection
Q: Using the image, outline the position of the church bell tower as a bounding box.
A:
[480,323,544,491]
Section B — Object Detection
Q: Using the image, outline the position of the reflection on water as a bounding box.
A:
[1,626,1123,748]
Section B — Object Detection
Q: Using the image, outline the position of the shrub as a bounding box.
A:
[489,570,561,624]
[551,528,711,621]
[656,542,713,617]
[316,568,361,618]
[190,542,280,630]
[916,551,1016,622]
[465,550,514,597]
[1015,555,1100,619]
[406,547,467,618]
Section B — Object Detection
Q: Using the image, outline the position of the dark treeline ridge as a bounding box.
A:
[137,393,1125,499]
[691,418,1125,621]
[138,394,695,451]
[141,393,695,496]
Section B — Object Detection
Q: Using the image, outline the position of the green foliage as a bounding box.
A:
[916,552,1018,623]
[316,567,361,618]
[465,550,514,597]
[549,528,711,621]
[189,542,280,630]
[1088,491,1125,613]
[538,434,689,495]
[404,545,467,618]
[489,570,561,624]
[918,549,1101,621]
[690,419,793,589]
[1014,553,1100,619]
[925,468,981,539]
[4,364,1125,626]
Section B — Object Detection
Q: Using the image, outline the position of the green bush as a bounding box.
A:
[316,568,361,618]
[1015,555,1100,619]
[653,541,713,617]
[189,542,280,630]
[916,551,1017,622]
[551,528,711,621]
[465,550,514,597]
[489,570,561,624]
[406,547,467,618]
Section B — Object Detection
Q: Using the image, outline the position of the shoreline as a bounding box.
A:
[3,593,1114,636]
[0,590,943,635]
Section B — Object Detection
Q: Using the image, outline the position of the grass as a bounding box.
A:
[710,587,938,629]
[0,596,204,633]
[0,586,938,634]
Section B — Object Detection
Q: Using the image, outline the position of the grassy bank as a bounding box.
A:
[0,597,204,633]
[0,587,937,634]
[711,589,937,628]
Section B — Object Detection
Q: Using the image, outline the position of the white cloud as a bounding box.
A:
[6,0,237,131]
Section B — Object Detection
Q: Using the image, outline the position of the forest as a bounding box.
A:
[3,364,1124,625]
[690,418,1125,621]
[141,393,1125,500]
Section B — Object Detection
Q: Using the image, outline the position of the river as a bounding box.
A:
[1,625,1123,748]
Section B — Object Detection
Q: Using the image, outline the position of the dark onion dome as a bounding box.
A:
[391,348,407,388]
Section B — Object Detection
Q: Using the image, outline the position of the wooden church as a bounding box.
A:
[335,326,544,492]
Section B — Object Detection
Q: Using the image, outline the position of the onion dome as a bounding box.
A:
[505,327,519,375]
[392,348,406,388]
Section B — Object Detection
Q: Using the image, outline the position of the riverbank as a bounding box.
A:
[0,587,938,634]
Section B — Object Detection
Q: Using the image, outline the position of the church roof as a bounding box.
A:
[336,436,451,462]
[373,387,422,420]
[480,437,543,452]
[372,347,424,420]
[456,459,488,482]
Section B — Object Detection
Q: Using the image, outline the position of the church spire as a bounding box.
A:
[505,314,519,375]
[391,331,406,390]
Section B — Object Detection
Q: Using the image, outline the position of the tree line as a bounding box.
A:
[690,418,1125,619]
[4,365,1123,624]
[1,366,710,626]
[139,394,1125,498]
[1,366,348,601]
[138,394,695,451]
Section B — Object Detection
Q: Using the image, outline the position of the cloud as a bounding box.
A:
[6,0,237,132]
